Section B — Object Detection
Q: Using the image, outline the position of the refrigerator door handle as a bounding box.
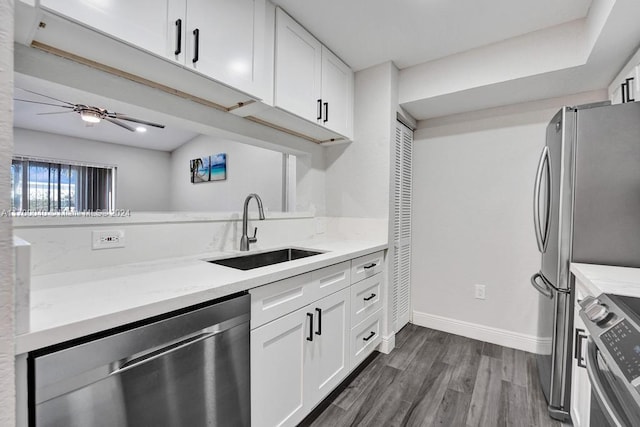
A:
[533,146,551,252]
[542,147,553,252]
[530,272,553,298]
[542,146,552,252]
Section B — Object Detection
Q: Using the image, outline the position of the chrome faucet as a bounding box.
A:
[240,193,266,251]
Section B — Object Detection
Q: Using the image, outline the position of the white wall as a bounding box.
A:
[14,128,172,211]
[14,213,317,275]
[411,91,607,352]
[295,150,326,215]
[170,134,283,212]
[325,62,396,220]
[0,0,15,425]
[324,61,398,352]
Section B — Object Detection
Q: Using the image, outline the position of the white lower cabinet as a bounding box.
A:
[251,305,309,427]
[350,309,382,370]
[571,284,591,427]
[251,287,350,427]
[350,274,382,326]
[251,252,386,426]
[306,288,350,405]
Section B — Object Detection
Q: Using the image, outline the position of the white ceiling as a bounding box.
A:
[13,74,198,152]
[272,0,640,120]
[270,0,593,71]
[15,0,640,127]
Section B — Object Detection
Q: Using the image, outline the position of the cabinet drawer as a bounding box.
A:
[311,261,351,300]
[350,274,382,326]
[250,273,313,329]
[350,310,382,369]
[351,251,384,284]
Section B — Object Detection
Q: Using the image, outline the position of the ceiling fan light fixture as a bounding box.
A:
[135,126,147,133]
[80,110,101,124]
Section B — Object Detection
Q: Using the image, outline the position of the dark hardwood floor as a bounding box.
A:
[305,324,562,427]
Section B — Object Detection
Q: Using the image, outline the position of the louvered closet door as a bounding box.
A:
[393,121,413,331]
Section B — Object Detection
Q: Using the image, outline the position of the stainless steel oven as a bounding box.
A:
[580,294,640,426]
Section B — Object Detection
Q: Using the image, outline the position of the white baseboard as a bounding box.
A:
[378,333,396,354]
[412,311,552,354]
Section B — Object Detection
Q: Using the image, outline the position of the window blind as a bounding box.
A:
[11,158,114,212]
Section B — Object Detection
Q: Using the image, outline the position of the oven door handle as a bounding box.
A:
[586,339,626,427]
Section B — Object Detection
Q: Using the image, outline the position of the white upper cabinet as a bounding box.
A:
[39,0,268,100]
[40,0,176,60]
[608,46,640,105]
[274,8,354,139]
[274,8,322,123]
[321,46,354,139]
[184,0,267,98]
[610,70,637,105]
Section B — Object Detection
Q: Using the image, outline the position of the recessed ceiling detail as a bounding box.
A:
[270,0,593,71]
[271,0,640,120]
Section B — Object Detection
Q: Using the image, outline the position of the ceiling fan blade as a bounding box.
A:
[110,113,165,128]
[37,111,75,115]
[104,117,136,132]
[14,99,74,109]
[17,88,76,106]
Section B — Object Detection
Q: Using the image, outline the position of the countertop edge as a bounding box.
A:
[16,241,388,354]
[571,262,640,299]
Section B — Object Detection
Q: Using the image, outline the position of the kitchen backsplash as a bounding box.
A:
[14,214,389,276]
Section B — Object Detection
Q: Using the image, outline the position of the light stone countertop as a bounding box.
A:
[571,263,640,298]
[16,238,387,354]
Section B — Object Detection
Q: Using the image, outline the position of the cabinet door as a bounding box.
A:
[186,0,267,98]
[307,288,350,405]
[351,310,382,369]
[570,289,591,427]
[274,8,322,122]
[321,46,354,139]
[250,272,313,330]
[351,251,385,283]
[351,273,383,327]
[251,306,311,427]
[40,0,181,60]
[611,84,624,105]
[311,261,351,300]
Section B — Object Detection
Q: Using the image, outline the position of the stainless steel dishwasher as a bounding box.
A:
[31,292,250,427]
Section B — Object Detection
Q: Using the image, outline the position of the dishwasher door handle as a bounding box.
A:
[110,331,219,376]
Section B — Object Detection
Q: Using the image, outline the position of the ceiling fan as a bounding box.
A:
[14,89,165,132]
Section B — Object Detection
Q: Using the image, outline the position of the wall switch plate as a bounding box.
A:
[475,284,486,300]
[92,230,125,250]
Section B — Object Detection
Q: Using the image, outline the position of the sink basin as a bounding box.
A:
[207,248,323,271]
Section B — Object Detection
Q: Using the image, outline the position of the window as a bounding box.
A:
[11,157,115,213]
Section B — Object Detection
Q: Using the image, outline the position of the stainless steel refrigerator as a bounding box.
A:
[530,101,640,421]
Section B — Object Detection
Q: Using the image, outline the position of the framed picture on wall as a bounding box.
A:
[210,153,227,181]
[190,153,226,183]
[190,156,210,183]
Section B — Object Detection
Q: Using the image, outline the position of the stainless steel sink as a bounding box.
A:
[207,248,323,271]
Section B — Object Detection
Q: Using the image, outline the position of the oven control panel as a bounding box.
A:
[600,319,640,383]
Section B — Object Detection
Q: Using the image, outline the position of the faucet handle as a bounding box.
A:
[249,227,258,243]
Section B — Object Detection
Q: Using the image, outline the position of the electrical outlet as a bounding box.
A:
[475,284,486,300]
[92,230,125,250]
[315,218,326,234]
